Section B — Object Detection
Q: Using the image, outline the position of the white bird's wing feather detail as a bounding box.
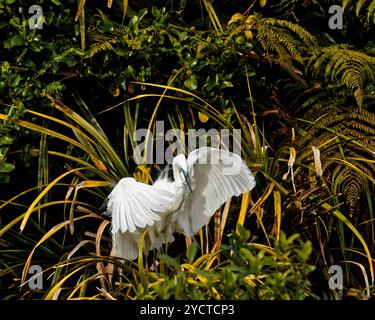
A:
[177,147,256,236]
[112,231,139,261]
[107,177,175,234]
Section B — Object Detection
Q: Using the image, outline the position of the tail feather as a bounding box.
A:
[112,232,138,261]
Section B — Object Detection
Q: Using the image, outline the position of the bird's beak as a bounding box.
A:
[181,169,193,193]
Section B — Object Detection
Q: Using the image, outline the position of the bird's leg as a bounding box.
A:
[150,248,160,273]
[185,236,192,249]
[205,225,209,254]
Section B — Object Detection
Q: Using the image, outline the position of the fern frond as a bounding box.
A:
[298,107,375,216]
[260,18,317,47]
[226,15,316,77]
[269,0,297,12]
[342,0,375,23]
[252,17,317,76]
[89,39,115,58]
[309,45,375,108]
[368,1,375,22]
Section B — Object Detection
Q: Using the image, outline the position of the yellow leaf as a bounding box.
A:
[122,0,128,22]
[237,192,250,232]
[288,147,296,167]
[228,13,244,26]
[198,111,209,123]
[244,30,253,40]
[135,164,153,183]
[272,191,281,244]
[211,287,221,300]
[186,279,200,286]
[211,198,231,253]
[244,274,266,287]
[109,84,120,97]
[96,220,111,290]
[20,168,87,232]
[68,180,111,234]
[282,147,296,180]
[46,266,87,300]
[22,214,101,286]
[246,15,256,26]
[260,0,267,8]
[247,243,276,256]
[250,183,274,215]
[92,157,108,172]
[0,201,80,238]
[196,42,206,57]
[78,180,111,188]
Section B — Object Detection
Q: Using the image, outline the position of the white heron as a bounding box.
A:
[106,147,256,260]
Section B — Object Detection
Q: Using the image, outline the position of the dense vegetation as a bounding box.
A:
[0,0,374,300]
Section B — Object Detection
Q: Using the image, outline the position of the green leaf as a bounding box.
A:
[342,0,349,11]
[0,162,15,173]
[10,35,24,47]
[62,54,77,67]
[1,61,10,73]
[331,207,374,283]
[159,254,180,268]
[240,247,255,263]
[3,40,12,49]
[222,81,233,88]
[184,75,198,90]
[295,240,312,262]
[235,36,244,44]
[0,174,10,184]
[98,10,114,33]
[0,147,9,161]
[51,63,59,74]
[30,43,41,53]
[11,75,21,86]
[9,17,20,28]
[129,15,139,30]
[22,59,36,69]
[0,135,14,146]
[186,242,198,263]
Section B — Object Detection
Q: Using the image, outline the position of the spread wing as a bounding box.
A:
[107,177,175,234]
[177,147,256,235]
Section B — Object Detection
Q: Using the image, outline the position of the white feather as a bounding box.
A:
[175,147,256,236]
[106,147,256,260]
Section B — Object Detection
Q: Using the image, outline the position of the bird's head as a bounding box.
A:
[172,154,193,192]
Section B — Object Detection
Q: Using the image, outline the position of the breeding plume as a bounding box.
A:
[106,147,256,260]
